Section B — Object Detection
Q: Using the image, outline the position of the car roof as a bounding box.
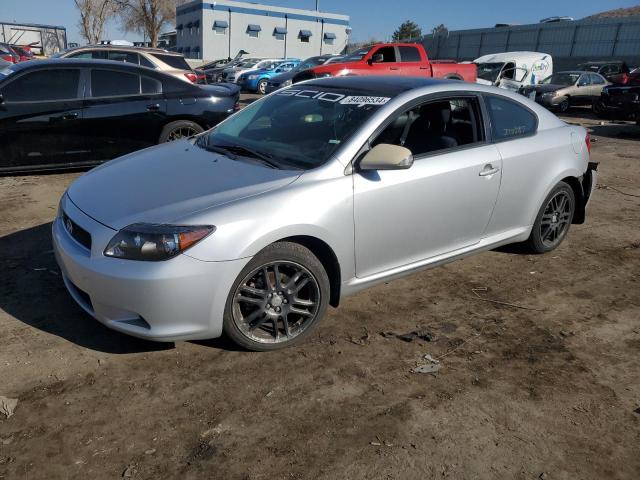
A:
[64,44,181,55]
[474,51,550,63]
[4,58,160,74]
[301,76,454,96]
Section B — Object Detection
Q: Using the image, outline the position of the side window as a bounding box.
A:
[1,69,80,102]
[502,62,516,80]
[590,74,605,85]
[68,50,106,60]
[577,74,590,86]
[398,46,421,62]
[107,50,139,64]
[485,96,537,141]
[373,46,396,63]
[91,69,140,97]
[373,97,484,156]
[141,76,162,94]
[139,55,156,69]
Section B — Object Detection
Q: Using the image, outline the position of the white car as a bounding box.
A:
[52,77,597,350]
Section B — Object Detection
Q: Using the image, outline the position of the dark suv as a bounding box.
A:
[0,59,240,174]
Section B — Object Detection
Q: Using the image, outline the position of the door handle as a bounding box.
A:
[146,104,161,112]
[62,112,79,120]
[390,67,400,70]
[479,164,500,176]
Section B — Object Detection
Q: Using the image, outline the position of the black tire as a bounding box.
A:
[223,242,330,351]
[257,79,268,94]
[558,98,570,113]
[592,99,607,118]
[525,181,575,254]
[158,120,204,143]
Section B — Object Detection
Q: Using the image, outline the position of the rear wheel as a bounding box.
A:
[592,99,607,118]
[223,242,330,351]
[525,181,575,253]
[158,120,204,143]
[257,79,268,94]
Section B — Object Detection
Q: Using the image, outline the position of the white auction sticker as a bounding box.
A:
[339,96,391,106]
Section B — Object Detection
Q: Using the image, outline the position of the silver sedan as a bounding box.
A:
[53,77,597,350]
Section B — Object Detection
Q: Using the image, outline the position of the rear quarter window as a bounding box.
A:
[398,46,422,62]
[150,53,190,70]
[485,95,537,141]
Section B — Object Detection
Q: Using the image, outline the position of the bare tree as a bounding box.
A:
[74,0,118,45]
[117,0,185,47]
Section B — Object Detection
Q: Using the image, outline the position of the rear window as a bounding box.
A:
[91,69,140,97]
[485,95,537,141]
[150,53,190,70]
[398,46,421,62]
[1,69,80,102]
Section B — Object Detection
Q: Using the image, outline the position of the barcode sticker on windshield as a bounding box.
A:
[339,96,391,106]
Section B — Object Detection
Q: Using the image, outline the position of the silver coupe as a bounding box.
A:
[53,77,597,350]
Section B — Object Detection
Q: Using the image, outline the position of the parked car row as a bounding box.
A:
[592,69,640,124]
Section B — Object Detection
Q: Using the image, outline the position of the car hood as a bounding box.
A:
[525,83,568,93]
[67,140,301,230]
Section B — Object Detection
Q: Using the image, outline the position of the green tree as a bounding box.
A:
[432,23,448,36]
[392,20,422,42]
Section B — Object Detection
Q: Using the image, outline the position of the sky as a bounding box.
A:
[1,0,637,44]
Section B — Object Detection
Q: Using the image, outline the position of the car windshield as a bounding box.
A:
[342,49,370,62]
[543,73,580,86]
[475,62,505,82]
[199,86,394,170]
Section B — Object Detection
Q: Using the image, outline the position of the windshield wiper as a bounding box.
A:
[195,136,238,160]
[222,145,281,169]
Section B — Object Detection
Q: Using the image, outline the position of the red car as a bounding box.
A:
[293,43,477,83]
[0,43,19,64]
[10,45,35,62]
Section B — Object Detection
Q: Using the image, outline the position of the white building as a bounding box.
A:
[175,0,351,61]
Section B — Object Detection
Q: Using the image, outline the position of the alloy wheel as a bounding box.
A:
[258,80,267,94]
[232,261,321,344]
[540,190,572,248]
[167,126,199,141]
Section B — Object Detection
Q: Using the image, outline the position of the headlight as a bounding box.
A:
[542,91,556,98]
[247,74,258,80]
[282,79,292,87]
[104,224,215,261]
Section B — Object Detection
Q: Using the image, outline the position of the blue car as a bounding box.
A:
[237,59,300,94]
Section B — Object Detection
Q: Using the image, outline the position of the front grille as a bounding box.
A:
[62,212,92,250]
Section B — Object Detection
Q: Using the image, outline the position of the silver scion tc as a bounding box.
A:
[53,77,597,351]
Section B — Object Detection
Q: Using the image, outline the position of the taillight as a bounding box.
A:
[585,133,592,155]
[1,55,13,63]
[184,72,197,83]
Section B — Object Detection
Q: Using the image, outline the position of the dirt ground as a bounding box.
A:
[1,106,639,480]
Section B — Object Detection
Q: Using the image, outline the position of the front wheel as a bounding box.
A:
[257,79,268,94]
[558,98,570,113]
[223,242,330,351]
[525,181,575,253]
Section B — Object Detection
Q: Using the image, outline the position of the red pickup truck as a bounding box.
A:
[293,43,476,83]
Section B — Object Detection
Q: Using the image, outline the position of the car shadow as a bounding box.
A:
[0,222,173,354]
[587,122,640,142]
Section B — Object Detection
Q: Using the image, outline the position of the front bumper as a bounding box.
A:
[52,196,249,342]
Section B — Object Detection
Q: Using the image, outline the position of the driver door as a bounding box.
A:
[365,46,399,75]
[353,95,502,278]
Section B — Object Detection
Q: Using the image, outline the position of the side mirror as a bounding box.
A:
[367,53,384,65]
[359,144,414,171]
